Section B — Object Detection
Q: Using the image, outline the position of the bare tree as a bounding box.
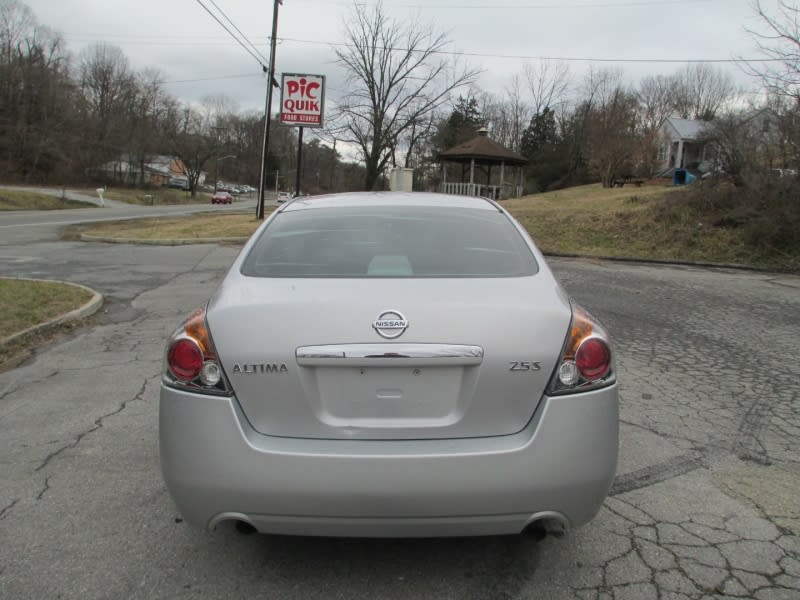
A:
[637,74,676,132]
[0,0,76,181]
[745,0,800,103]
[77,43,137,165]
[0,0,34,60]
[524,59,571,116]
[699,110,774,186]
[164,105,215,198]
[334,1,478,190]
[670,63,737,121]
[580,68,640,187]
[399,110,436,169]
[481,76,530,151]
[126,68,171,185]
[635,74,679,176]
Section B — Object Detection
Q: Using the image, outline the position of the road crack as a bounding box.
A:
[0,498,20,520]
[36,476,51,501]
[34,376,153,473]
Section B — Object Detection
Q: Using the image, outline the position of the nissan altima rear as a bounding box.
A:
[159,192,618,537]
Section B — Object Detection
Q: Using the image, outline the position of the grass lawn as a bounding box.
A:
[0,279,93,340]
[0,190,90,210]
[90,187,214,205]
[78,211,269,240]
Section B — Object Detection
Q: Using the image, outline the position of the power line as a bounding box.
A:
[160,73,265,85]
[194,0,267,68]
[277,35,782,64]
[206,0,269,64]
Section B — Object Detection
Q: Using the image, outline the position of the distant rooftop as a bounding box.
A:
[665,117,709,140]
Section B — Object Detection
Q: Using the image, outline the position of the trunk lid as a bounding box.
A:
[208,275,571,440]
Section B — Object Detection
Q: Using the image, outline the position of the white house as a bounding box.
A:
[657,117,711,175]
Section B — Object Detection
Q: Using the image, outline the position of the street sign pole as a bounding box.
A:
[295,127,303,196]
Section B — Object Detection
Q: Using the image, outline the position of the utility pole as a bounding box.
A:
[257,0,282,220]
[212,127,225,191]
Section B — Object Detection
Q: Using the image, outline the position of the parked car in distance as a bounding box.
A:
[160,191,618,538]
[277,191,292,203]
[211,191,233,204]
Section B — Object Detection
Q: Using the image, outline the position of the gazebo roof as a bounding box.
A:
[439,133,527,166]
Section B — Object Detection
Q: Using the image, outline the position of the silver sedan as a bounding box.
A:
[159,192,618,538]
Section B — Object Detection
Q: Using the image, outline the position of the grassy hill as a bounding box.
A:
[506,182,798,271]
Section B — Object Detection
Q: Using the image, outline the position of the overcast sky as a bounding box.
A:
[24,0,771,116]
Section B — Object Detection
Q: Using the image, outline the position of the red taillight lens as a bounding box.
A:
[167,338,204,381]
[575,338,611,381]
[547,303,615,395]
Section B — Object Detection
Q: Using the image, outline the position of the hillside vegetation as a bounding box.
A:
[506,180,799,271]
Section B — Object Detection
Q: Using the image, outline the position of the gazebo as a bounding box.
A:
[438,128,527,200]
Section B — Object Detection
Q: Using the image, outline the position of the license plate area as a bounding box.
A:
[312,365,466,428]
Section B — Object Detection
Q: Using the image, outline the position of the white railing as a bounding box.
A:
[440,182,521,199]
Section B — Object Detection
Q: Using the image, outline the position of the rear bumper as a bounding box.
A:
[159,384,618,537]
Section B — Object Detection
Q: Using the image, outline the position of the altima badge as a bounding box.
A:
[233,363,288,374]
[373,310,408,339]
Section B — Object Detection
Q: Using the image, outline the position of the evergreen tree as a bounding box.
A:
[432,95,483,153]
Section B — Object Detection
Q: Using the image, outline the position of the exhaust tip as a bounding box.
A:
[208,512,259,534]
[522,512,569,540]
[235,520,258,535]
[522,521,547,541]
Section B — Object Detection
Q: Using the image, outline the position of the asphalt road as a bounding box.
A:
[0,205,799,599]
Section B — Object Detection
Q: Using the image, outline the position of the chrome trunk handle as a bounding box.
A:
[296,344,484,367]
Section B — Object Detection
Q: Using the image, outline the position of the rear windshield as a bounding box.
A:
[240,205,538,278]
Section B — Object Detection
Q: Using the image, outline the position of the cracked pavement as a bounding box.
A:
[0,212,799,599]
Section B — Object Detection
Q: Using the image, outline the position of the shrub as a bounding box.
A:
[656,175,800,261]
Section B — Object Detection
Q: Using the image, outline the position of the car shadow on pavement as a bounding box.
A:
[214,523,547,598]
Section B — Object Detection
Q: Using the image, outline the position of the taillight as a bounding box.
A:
[167,338,204,381]
[576,337,611,380]
[548,303,615,395]
[163,306,231,395]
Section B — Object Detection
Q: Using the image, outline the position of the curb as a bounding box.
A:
[79,234,249,245]
[542,252,797,275]
[1,278,104,347]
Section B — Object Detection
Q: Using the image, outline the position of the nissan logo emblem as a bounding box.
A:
[373,310,408,339]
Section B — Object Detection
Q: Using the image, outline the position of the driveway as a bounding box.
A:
[0,212,798,599]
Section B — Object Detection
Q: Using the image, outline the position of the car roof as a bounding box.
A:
[281,192,500,212]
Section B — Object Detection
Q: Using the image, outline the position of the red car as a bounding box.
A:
[211,191,233,204]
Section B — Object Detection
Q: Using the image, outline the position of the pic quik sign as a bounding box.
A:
[280,73,326,127]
